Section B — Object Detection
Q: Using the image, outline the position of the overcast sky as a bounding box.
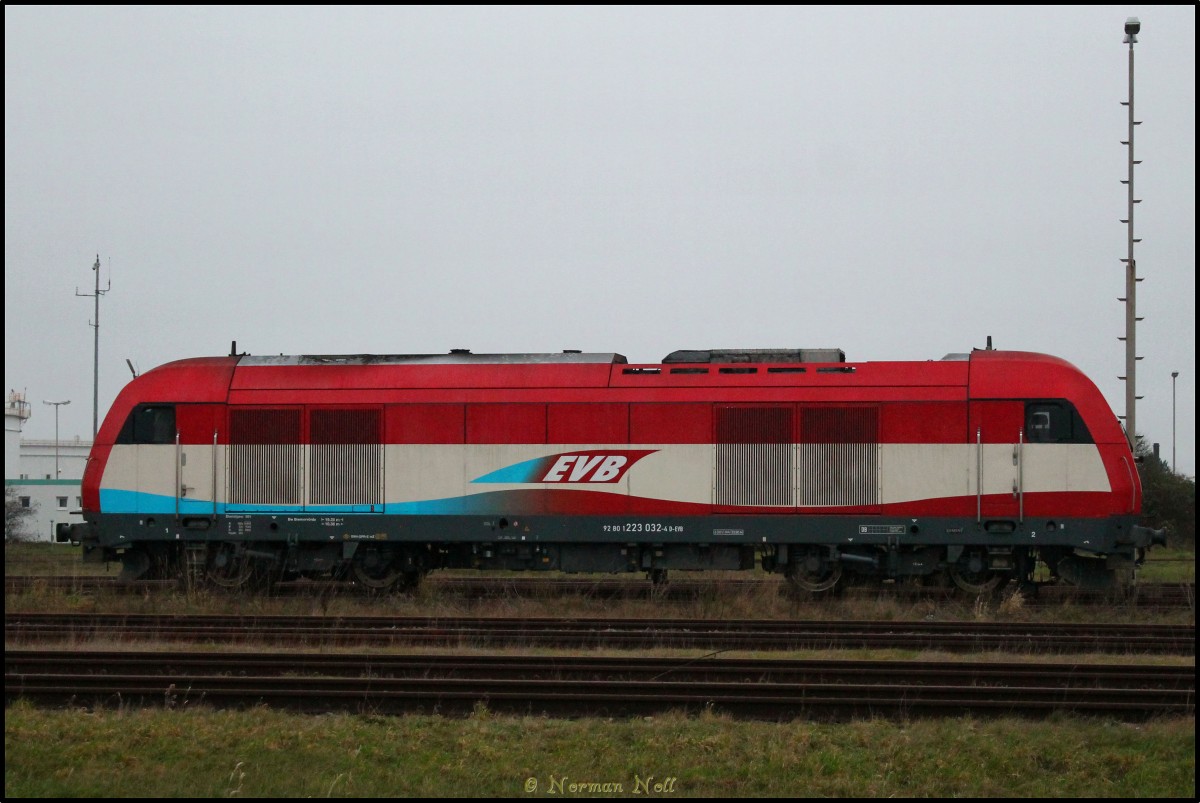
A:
[5,5,1195,476]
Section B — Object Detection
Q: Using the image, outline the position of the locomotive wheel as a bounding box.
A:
[786,552,843,594]
[206,543,256,590]
[397,570,425,592]
[948,551,1003,595]
[119,547,153,581]
[120,546,178,581]
[351,547,403,591]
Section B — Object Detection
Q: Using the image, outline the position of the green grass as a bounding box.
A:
[1138,548,1196,584]
[3,541,119,577]
[4,560,1195,627]
[4,702,1193,798]
[5,580,1194,628]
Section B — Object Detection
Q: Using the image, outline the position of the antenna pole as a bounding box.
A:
[76,254,111,437]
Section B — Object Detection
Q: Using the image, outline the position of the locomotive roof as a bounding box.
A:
[240,348,857,367]
[240,352,629,366]
[95,347,1124,450]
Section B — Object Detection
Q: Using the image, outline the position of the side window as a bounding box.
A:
[1028,407,1055,437]
[1025,401,1092,444]
[117,405,177,444]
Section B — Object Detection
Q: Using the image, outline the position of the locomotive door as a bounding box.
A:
[116,404,177,514]
[968,401,1023,521]
[175,404,224,517]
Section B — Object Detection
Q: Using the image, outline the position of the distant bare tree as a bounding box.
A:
[5,486,36,542]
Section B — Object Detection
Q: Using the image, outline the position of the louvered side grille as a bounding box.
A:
[796,407,879,506]
[716,406,793,506]
[229,409,303,505]
[309,409,382,506]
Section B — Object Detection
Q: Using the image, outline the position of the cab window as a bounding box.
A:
[1025,400,1092,444]
[117,405,177,444]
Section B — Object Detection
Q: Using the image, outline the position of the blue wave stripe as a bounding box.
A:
[99,488,488,515]
[470,457,545,484]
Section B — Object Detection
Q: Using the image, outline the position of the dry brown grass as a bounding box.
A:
[6,567,1194,630]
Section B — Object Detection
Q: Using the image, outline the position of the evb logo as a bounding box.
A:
[542,454,629,482]
[472,450,656,485]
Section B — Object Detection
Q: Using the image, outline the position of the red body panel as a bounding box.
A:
[385,404,466,444]
[467,404,547,444]
[549,403,630,444]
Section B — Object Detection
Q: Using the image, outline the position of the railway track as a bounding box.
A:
[6,612,1195,654]
[6,575,1196,609]
[6,648,1192,721]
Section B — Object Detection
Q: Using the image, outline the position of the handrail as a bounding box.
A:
[1017,428,1024,524]
[976,427,982,525]
[212,430,219,519]
[1121,456,1136,512]
[175,431,181,519]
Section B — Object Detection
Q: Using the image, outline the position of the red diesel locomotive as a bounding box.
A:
[59,345,1164,593]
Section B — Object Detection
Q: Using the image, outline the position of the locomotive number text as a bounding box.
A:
[604,523,685,534]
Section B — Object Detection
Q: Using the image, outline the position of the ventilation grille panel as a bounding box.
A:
[229,408,303,505]
[309,409,382,506]
[716,406,793,506]
[797,407,878,506]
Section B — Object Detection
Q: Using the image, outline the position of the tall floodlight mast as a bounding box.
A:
[1118,17,1144,451]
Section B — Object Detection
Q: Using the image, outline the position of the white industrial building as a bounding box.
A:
[5,391,90,542]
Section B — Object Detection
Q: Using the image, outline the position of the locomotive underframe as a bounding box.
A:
[65,511,1157,592]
